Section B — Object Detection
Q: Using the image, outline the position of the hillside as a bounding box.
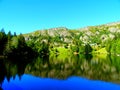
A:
[25,21,120,45]
[1,21,120,58]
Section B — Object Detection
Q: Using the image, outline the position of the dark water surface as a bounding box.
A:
[1,54,120,90]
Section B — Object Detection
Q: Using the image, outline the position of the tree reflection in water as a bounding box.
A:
[0,57,33,88]
[0,87,3,90]
[25,54,120,83]
[1,54,120,87]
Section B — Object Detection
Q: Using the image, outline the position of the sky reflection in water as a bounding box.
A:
[2,74,120,90]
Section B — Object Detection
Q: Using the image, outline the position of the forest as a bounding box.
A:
[0,29,92,59]
[1,22,120,59]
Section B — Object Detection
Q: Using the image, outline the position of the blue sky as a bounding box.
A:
[0,0,120,34]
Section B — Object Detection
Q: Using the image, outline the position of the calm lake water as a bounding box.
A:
[1,54,120,90]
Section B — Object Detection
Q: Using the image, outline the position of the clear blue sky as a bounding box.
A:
[0,0,120,34]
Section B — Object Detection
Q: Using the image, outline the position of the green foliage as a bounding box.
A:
[106,37,120,54]
[3,33,35,58]
[105,39,112,53]
[0,29,7,55]
[11,37,19,49]
[7,31,12,41]
[38,41,49,55]
[85,44,93,54]
[70,45,79,53]
[79,45,85,54]
[113,39,120,54]
[27,37,49,56]
[110,40,116,54]
[64,44,68,49]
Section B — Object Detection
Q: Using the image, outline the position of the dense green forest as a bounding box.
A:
[0,29,92,59]
[1,22,120,59]
[0,29,35,58]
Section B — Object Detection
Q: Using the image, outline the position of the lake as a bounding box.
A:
[0,54,120,90]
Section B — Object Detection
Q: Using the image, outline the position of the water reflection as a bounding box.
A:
[0,54,120,89]
[25,54,120,83]
[0,57,33,89]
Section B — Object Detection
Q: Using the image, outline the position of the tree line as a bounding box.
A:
[0,29,36,59]
[0,28,94,59]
